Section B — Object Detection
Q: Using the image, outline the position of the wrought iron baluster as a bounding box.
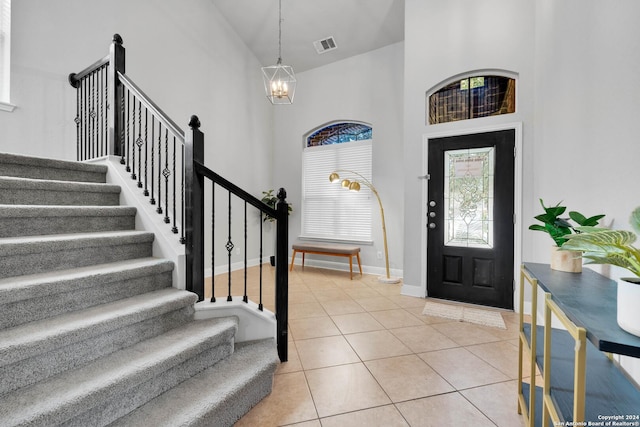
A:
[163,129,170,223]
[156,122,163,214]
[125,90,131,172]
[92,71,98,158]
[136,100,143,187]
[143,109,149,195]
[74,82,81,160]
[83,78,88,161]
[119,84,125,165]
[259,212,264,311]
[171,136,178,233]
[103,64,110,160]
[227,191,233,302]
[131,95,137,180]
[89,72,94,159]
[180,145,186,244]
[150,117,156,205]
[100,66,105,157]
[210,183,215,302]
[243,201,248,303]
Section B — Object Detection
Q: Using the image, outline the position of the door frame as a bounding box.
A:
[420,122,523,310]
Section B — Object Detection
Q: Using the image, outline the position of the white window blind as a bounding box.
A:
[0,0,10,104]
[302,140,372,242]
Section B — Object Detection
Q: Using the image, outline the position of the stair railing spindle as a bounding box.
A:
[171,136,178,233]
[156,122,162,214]
[144,109,149,195]
[243,201,248,304]
[226,191,232,302]
[163,128,170,223]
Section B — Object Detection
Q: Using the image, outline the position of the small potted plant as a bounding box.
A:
[260,189,292,266]
[529,199,605,272]
[561,207,640,337]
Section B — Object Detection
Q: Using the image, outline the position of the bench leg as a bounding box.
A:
[302,252,305,269]
[290,250,297,271]
[349,256,353,280]
[356,253,363,276]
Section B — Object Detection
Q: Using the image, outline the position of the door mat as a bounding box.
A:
[422,300,506,329]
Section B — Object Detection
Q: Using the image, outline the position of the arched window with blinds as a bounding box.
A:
[301,122,373,242]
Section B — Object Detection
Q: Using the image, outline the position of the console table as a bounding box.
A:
[518,263,640,427]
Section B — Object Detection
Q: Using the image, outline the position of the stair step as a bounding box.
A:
[0,152,107,183]
[0,317,238,427]
[111,339,279,427]
[0,176,120,206]
[0,258,174,329]
[0,230,154,279]
[0,288,198,396]
[0,205,137,237]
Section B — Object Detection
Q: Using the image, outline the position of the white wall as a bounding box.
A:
[403,0,536,296]
[272,43,405,276]
[533,0,640,387]
[0,0,273,196]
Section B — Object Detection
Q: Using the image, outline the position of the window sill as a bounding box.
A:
[0,101,16,112]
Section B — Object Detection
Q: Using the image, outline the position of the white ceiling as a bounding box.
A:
[211,0,405,73]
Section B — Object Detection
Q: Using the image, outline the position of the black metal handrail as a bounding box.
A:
[69,34,289,362]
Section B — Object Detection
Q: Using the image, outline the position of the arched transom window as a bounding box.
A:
[428,75,515,125]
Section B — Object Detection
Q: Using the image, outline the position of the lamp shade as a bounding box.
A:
[262,63,296,105]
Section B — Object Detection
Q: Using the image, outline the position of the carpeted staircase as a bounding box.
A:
[0,152,279,427]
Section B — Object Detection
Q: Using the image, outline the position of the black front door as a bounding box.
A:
[427,130,515,309]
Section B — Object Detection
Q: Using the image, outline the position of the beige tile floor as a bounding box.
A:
[207,266,529,427]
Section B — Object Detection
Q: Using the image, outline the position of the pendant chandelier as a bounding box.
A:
[261,0,296,104]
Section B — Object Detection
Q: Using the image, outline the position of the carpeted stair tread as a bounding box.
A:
[0,230,152,252]
[0,230,154,279]
[0,287,197,368]
[0,204,136,218]
[110,339,279,427]
[0,205,137,237]
[0,176,120,206]
[0,257,173,305]
[0,317,238,427]
[0,152,107,183]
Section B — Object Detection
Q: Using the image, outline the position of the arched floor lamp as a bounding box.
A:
[329,170,401,284]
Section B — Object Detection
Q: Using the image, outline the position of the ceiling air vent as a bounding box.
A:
[313,37,337,54]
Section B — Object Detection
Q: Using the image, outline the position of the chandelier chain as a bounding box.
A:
[278,0,282,63]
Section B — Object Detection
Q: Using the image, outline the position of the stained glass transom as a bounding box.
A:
[444,147,494,248]
[306,123,372,147]
[428,75,515,125]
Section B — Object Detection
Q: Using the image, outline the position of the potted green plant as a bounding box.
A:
[561,207,640,337]
[529,199,605,272]
[260,189,292,266]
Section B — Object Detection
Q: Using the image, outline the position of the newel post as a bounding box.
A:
[275,188,289,362]
[108,34,125,157]
[184,115,205,301]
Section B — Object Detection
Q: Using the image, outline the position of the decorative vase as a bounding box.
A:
[550,246,582,273]
[617,278,640,337]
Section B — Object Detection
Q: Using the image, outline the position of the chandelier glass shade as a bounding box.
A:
[261,0,296,104]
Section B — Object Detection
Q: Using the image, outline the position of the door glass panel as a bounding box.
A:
[443,147,494,248]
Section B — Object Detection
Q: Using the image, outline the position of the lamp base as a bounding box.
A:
[378,275,401,284]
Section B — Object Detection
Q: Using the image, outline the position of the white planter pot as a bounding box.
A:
[550,246,582,273]
[617,278,640,337]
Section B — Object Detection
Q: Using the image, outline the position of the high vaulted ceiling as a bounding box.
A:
[211,0,405,73]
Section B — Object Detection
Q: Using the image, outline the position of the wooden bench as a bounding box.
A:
[289,241,362,279]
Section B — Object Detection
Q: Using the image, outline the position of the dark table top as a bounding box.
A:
[523,262,640,358]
